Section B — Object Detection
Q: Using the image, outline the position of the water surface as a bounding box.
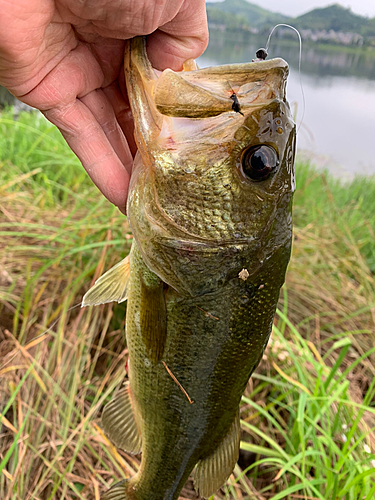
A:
[198,33,375,177]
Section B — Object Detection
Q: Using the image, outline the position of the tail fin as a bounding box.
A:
[101,479,129,500]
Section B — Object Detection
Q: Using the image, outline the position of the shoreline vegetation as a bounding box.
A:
[207,29,375,58]
[206,1,375,49]
[1,109,375,498]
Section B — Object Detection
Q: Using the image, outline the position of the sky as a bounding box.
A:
[206,0,375,19]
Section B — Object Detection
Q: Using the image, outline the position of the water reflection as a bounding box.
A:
[198,32,375,176]
[1,33,375,176]
[200,32,375,80]
[274,44,375,81]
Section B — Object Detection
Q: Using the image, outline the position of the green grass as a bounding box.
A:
[1,108,375,499]
[294,163,375,273]
[0,107,92,205]
[237,304,375,499]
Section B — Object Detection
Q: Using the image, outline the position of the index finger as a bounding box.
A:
[24,43,132,212]
[45,97,131,213]
[146,0,208,71]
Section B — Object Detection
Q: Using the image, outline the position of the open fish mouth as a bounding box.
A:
[153,58,289,118]
[125,37,295,295]
[126,40,293,232]
[125,37,289,118]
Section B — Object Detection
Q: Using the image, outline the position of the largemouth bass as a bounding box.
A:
[83,36,295,500]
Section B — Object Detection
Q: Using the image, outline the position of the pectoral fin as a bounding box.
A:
[140,275,167,363]
[194,411,241,498]
[101,382,142,454]
[82,255,130,307]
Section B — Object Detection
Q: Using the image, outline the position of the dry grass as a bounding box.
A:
[1,110,375,499]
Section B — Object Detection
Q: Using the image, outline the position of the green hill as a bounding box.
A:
[207,0,290,29]
[293,4,368,32]
[206,7,250,31]
[206,1,375,38]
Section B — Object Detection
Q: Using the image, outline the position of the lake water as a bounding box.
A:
[1,34,374,178]
[198,32,375,178]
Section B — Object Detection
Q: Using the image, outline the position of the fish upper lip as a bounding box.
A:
[195,58,289,73]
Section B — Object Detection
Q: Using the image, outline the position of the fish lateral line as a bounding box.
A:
[196,306,219,321]
[162,361,194,404]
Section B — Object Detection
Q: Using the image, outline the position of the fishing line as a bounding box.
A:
[264,23,305,133]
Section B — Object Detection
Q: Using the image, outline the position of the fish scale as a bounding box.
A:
[122,242,282,500]
[83,37,296,500]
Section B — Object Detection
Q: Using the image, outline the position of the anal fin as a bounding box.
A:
[101,479,128,500]
[102,382,142,454]
[82,255,130,307]
[194,411,240,498]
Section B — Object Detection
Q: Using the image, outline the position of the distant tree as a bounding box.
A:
[206,7,250,32]
[294,4,368,32]
[207,0,290,28]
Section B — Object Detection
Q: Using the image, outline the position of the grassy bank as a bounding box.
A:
[1,109,374,499]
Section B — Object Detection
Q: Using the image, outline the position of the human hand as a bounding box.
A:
[0,0,208,213]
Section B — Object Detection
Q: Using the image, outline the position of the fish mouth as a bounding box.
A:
[153,60,289,119]
[124,37,289,153]
[125,38,294,295]
[125,37,294,247]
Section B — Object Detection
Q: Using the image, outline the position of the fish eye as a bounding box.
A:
[241,145,279,181]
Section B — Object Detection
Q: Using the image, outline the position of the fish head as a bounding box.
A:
[125,37,295,296]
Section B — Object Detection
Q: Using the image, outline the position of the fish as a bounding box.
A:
[82,36,296,500]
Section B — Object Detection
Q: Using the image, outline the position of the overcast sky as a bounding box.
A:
[206,0,375,18]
